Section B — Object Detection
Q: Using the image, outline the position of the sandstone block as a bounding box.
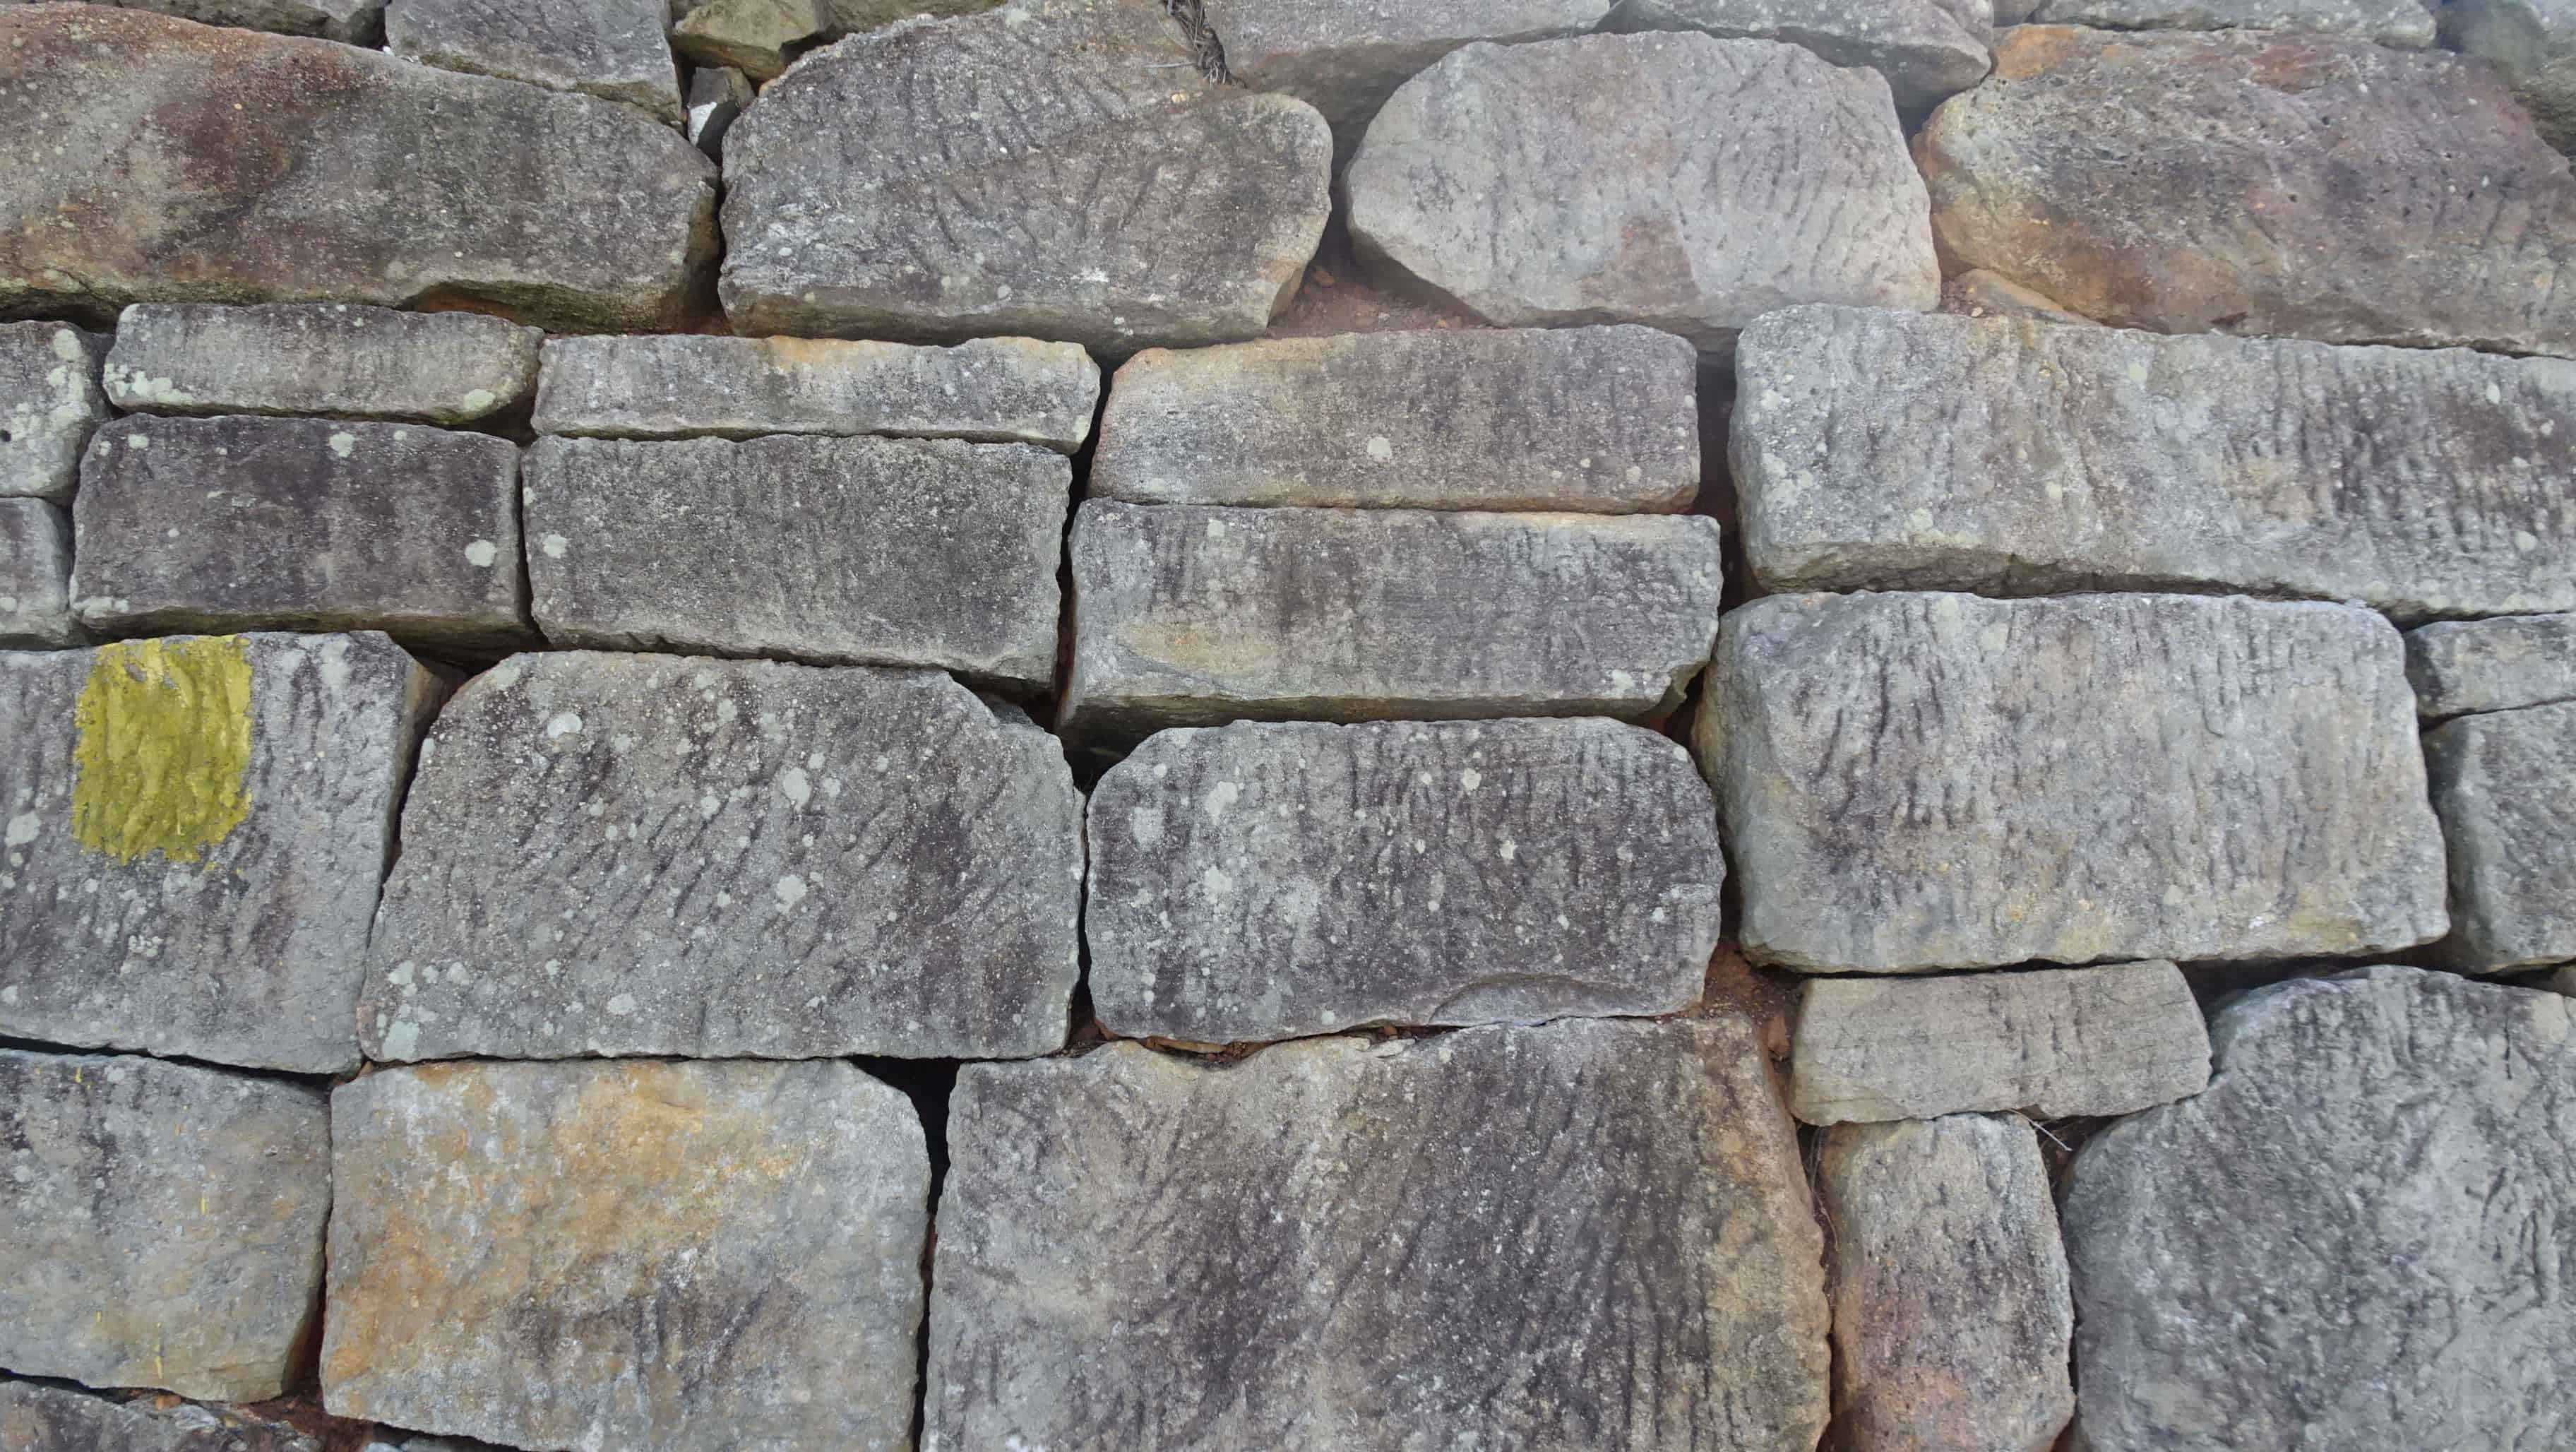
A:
[104,304,542,424]
[0,499,74,648]
[1090,326,1698,511]
[325,1059,928,1451]
[2445,1,2576,155]
[39,0,386,41]
[1600,0,1993,117]
[668,0,824,78]
[2032,0,2433,42]
[2426,700,2576,973]
[0,633,436,1071]
[0,1050,330,1401]
[924,1018,1827,1451]
[387,0,682,123]
[0,1382,325,1452]
[1705,593,2449,972]
[361,652,1081,1061]
[2407,612,2576,719]
[1,321,107,502]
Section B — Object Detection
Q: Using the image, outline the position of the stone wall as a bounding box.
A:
[3,1,2574,1449]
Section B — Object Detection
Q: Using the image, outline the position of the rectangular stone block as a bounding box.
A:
[0,1381,326,1452]
[2406,612,2576,719]
[0,498,75,648]
[324,1059,928,1451]
[1733,306,2576,621]
[362,652,1082,1061]
[2426,699,2576,974]
[0,1049,330,1402]
[1703,593,2450,972]
[2,632,436,1071]
[104,303,542,424]
[1062,500,1725,740]
[1,320,107,501]
[524,434,1064,689]
[924,1018,1827,1451]
[386,0,682,124]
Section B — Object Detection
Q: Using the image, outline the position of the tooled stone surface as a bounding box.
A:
[0,633,436,1072]
[2063,966,2576,1451]
[2031,0,2434,43]
[2425,700,2576,974]
[42,0,386,42]
[924,1018,1828,1451]
[1820,1115,2074,1452]
[1731,307,2576,621]
[0,1051,330,1402]
[73,417,529,650]
[1,321,107,502]
[1790,961,2212,1124]
[1061,501,1727,741]
[523,435,1064,687]
[104,304,542,424]
[1599,0,1993,117]
[1089,326,1700,511]
[2445,0,2576,155]
[0,6,716,332]
[0,499,75,648]
[2406,613,2576,719]
[324,1059,929,1451]
[0,1381,326,1452]
[386,0,682,124]
[360,653,1082,1061]
[719,0,1332,352]
[1703,593,2449,972]
[1919,26,2576,356]
[1345,32,1938,352]
[1086,718,1724,1042]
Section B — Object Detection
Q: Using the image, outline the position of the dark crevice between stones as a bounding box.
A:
[1161,0,1234,85]
[0,1033,343,1090]
[852,1054,956,1451]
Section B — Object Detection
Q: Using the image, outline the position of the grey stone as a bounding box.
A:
[670,0,1000,79]
[924,1018,1828,1451]
[1791,961,2212,1124]
[2445,1,2576,155]
[323,1059,927,1451]
[1061,501,1727,741]
[2550,965,2576,996]
[2426,700,2576,974]
[359,651,1081,1061]
[0,1381,325,1451]
[1704,593,2450,972]
[105,303,541,425]
[2033,0,2434,42]
[1732,306,2576,621]
[1820,1115,2074,1452]
[0,499,75,648]
[0,1050,329,1401]
[2063,965,2576,1452]
[71,416,529,650]
[1087,718,1724,1043]
[1346,32,1937,353]
[719,0,1333,352]
[388,0,682,124]
[523,435,1063,686]
[2406,613,2576,719]
[0,6,716,333]
[1,321,107,503]
[532,333,1099,451]
[18,0,386,42]
[1089,326,1699,511]
[682,63,753,157]
[1600,0,1993,117]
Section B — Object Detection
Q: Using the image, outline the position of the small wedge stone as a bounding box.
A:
[1600,0,1993,117]
[2031,0,2434,43]
[0,499,75,648]
[2405,613,2576,719]
[104,304,542,424]
[2425,700,2576,973]
[0,1381,325,1452]
[1,321,107,502]
[387,0,684,124]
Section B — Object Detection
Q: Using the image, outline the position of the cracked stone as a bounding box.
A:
[1,321,108,503]
[104,303,542,425]
[2405,613,2576,720]
[2425,699,2576,974]
[0,498,76,648]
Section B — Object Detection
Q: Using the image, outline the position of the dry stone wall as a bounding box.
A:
[1,1,2573,1450]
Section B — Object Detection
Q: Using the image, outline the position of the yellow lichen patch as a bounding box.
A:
[71,637,256,867]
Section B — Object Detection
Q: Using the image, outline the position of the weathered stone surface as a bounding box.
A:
[1,633,435,1071]
[0,500,74,648]
[2445,1,2576,155]
[925,1018,1827,1451]
[1087,718,1724,1043]
[104,304,541,424]
[533,333,1099,451]
[1090,326,1698,511]
[1,321,106,502]
[72,416,528,650]
[2407,612,2576,719]
[671,0,1000,78]
[1820,1115,2073,1452]
[1732,306,2576,621]
[325,1059,928,1451]
[15,0,387,41]
[2032,0,2433,42]
[0,1051,329,1401]
[2063,966,2576,1452]
[1791,961,2212,1124]
[1944,268,2096,325]
[1920,26,2576,356]
[1062,501,1726,740]
[682,63,753,157]
[1705,593,2449,972]
[0,6,716,332]
[387,0,681,123]
[720,0,1332,352]
[0,1381,326,1451]
[2425,700,2576,974]
[361,652,1080,1061]
[523,435,1063,686]
[1346,32,1937,352]
[1600,0,1993,117]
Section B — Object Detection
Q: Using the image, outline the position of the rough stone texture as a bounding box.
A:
[1,632,434,1071]
[1704,593,2449,972]
[1062,501,1727,741]
[1919,26,2576,357]
[72,416,529,650]
[0,6,717,332]
[523,435,1063,686]
[0,1382,326,1452]
[104,304,542,424]
[1089,326,1699,511]
[2425,700,2576,974]
[9,0,387,41]
[1,321,107,502]
[361,652,1081,1061]
[0,1050,330,1402]
[1791,961,2212,1124]
[1599,0,1994,117]
[2406,612,2576,719]
[682,64,752,157]
[2032,0,2433,42]
[533,333,1099,451]
[325,1059,928,1452]
[2063,965,2576,1452]
[1346,32,1938,353]
[1731,306,2576,621]
[1944,268,2096,325]
[2445,0,2576,155]
[387,0,682,124]
[719,0,1333,353]
[671,0,1000,78]
[1087,718,1724,1043]
[924,1018,1827,1451]
[0,499,75,648]
[1820,1115,2074,1452]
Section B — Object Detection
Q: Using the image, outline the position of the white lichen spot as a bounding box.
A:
[542,533,569,559]
[1498,838,1517,862]
[328,431,357,458]
[381,1020,421,1058]
[1203,780,1240,821]
[484,661,523,691]
[126,433,149,451]
[460,388,498,415]
[546,710,585,740]
[1364,436,1393,462]
[4,812,37,849]
[464,539,499,569]
[774,874,809,911]
[780,766,813,808]
[1201,864,1234,900]
[604,993,638,1016]
[1460,768,1481,794]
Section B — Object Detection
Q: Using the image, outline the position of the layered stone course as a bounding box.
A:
[104,303,543,424]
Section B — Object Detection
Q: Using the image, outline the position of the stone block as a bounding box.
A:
[2031,0,2434,42]
[0,1381,325,1452]
[2444,0,2576,155]
[103,303,542,424]
[1,321,107,502]
[0,499,75,648]
[52,0,386,41]
[2405,612,2576,719]
[2425,700,2576,973]
[386,0,682,124]
[1600,0,1993,117]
